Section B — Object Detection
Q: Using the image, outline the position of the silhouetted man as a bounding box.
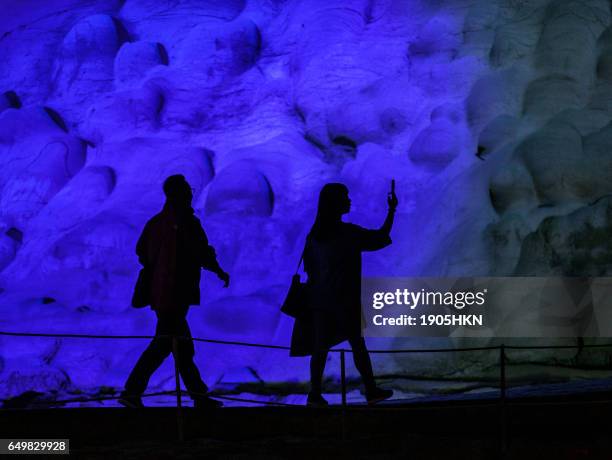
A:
[119,174,230,408]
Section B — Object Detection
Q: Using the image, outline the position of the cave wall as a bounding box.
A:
[1,0,612,399]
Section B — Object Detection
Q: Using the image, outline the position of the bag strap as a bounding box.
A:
[295,241,307,274]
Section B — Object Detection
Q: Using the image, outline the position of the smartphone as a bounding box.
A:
[391,179,395,195]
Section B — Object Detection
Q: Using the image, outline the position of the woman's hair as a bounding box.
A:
[310,183,348,240]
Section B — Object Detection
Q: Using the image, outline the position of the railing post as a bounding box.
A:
[499,344,507,456]
[172,336,184,442]
[340,349,348,441]
[500,344,506,402]
[340,350,347,407]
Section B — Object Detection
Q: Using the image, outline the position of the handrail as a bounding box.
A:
[2,330,611,353]
[0,330,293,350]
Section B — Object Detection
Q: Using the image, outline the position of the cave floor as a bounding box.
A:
[2,391,612,459]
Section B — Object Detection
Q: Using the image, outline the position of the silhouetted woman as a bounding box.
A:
[290,182,398,406]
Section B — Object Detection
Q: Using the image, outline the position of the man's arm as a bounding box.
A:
[195,219,230,287]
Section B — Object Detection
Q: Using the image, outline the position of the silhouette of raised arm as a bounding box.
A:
[380,184,398,235]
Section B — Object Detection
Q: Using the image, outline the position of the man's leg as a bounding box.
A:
[123,311,173,398]
[173,306,209,400]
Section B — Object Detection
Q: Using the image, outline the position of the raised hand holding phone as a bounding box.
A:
[388,179,398,211]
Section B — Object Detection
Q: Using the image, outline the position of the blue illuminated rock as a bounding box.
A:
[114,41,166,86]
[1,0,612,401]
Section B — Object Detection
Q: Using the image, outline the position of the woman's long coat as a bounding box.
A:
[290,222,391,356]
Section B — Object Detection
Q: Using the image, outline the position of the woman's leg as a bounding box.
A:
[310,350,328,395]
[349,337,393,403]
[310,310,330,395]
[348,337,376,393]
